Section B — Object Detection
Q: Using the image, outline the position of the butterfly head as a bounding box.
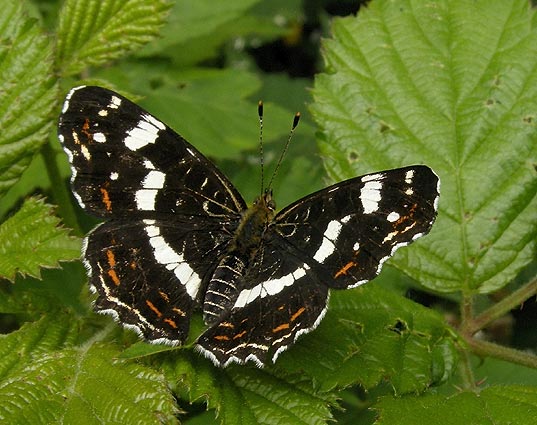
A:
[246,189,275,230]
[255,188,276,212]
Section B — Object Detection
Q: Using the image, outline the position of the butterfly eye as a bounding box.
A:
[267,199,276,211]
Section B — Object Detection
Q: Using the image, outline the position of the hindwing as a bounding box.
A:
[196,240,330,366]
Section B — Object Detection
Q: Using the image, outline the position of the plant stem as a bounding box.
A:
[458,293,477,388]
[461,293,473,325]
[458,277,537,371]
[468,276,537,335]
[457,344,477,390]
[466,338,537,369]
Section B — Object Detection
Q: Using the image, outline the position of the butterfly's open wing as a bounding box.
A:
[85,219,234,344]
[275,165,439,289]
[196,244,329,366]
[197,166,439,365]
[59,86,247,344]
[59,86,246,219]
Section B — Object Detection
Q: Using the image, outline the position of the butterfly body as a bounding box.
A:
[58,86,439,367]
[203,191,274,324]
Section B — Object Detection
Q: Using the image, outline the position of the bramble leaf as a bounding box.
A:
[0,0,57,197]
[375,385,537,425]
[56,0,172,76]
[0,317,179,424]
[311,0,537,294]
[139,0,260,62]
[165,352,336,425]
[0,197,80,281]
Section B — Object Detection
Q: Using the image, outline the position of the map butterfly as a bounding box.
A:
[58,86,440,367]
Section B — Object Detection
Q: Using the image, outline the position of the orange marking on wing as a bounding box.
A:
[214,335,230,341]
[158,290,170,302]
[334,261,357,278]
[395,215,407,226]
[164,318,178,329]
[272,323,290,333]
[100,187,112,211]
[407,204,418,218]
[218,322,235,328]
[290,307,306,322]
[82,118,92,140]
[146,300,162,318]
[106,249,116,267]
[129,261,137,270]
[107,269,120,286]
[233,330,247,339]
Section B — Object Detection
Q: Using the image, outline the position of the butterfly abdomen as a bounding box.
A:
[203,254,246,324]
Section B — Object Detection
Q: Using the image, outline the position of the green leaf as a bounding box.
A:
[139,0,298,65]
[311,0,537,294]
[167,352,335,425]
[0,318,179,424]
[119,340,179,359]
[145,0,260,48]
[56,0,172,76]
[375,385,537,425]
[0,314,80,379]
[276,284,456,394]
[0,197,81,281]
[0,0,57,197]
[0,262,88,316]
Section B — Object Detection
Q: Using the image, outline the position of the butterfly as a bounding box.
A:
[58,86,439,367]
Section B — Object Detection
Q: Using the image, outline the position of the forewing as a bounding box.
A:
[274,165,440,289]
[58,85,247,219]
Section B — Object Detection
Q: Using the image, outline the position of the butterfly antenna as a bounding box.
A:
[258,101,264,195]
[267,111,301,190]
